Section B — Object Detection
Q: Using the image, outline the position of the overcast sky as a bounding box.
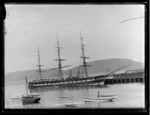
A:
[5,4,145,73]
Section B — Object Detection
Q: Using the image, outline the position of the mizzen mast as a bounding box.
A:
[80,31,90,77]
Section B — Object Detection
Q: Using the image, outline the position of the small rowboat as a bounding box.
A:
[11,97,22,100]
[98,95,118,98]
[57,96,73,99]
[84,95,117,102]
[65,103,78,107]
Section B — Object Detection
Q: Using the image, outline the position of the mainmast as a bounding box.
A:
[51,33,70,79]
[25,75,28,96]
[80,31,90,77]
[37,46,44,80]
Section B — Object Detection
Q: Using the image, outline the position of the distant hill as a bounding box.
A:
[5,58,144,85]
[69,58,144,76]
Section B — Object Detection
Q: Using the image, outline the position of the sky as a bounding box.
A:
[5,4,145,73]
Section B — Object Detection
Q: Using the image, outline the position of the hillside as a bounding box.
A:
[5,58,144,85]
[69,58,144,76]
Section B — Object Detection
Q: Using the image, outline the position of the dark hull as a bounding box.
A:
[22,96,41,105]
[65,104,78,107]
[28,76,113,88]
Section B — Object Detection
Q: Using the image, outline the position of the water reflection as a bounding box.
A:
[5,83,145,109]
[26,85,109,108]
[29,85,108,93]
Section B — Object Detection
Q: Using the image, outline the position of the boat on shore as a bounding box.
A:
[22,75,41,104]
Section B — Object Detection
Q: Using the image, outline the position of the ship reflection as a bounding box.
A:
[29,84,108,93]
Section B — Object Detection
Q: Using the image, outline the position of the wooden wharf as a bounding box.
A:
[104,70,144,84]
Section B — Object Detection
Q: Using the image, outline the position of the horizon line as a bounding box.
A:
[5,58,144,74]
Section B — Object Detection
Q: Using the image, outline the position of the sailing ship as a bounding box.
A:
[28,32,129,88]
[22,75,41,104]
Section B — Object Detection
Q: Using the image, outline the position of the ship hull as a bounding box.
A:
[22,95,41,104]
[28,76,113,88]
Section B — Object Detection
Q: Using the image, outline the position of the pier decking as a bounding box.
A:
[105,70,144,84]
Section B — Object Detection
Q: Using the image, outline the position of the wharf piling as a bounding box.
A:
[104,70,144,84]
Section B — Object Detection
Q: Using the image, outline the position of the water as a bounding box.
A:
[5,83,145,109]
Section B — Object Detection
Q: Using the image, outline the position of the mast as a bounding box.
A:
[37,46,44,80]
[51,33,70,79]
[80,31,90,77]
[56,34,63,79]
[25,75,28,96]
[76,65,81,77]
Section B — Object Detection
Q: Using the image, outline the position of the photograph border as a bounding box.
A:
[1,0,149,113]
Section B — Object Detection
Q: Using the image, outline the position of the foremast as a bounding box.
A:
[80,31,90,77]
[37,46,44,80]
[51,34,70,79]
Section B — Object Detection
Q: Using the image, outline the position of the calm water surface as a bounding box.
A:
[5,83,145,109]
